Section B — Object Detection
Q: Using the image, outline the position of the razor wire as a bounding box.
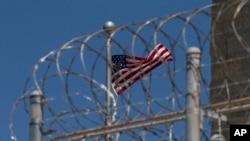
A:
[9,0,250,141]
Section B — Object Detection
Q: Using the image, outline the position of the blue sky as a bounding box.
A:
[1,0,211,140]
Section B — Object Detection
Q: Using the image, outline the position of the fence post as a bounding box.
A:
[29,90,44,141]
[103,21,115,141]
[185,47,201,141]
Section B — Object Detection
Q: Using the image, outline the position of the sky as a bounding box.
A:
[0,0,211,141]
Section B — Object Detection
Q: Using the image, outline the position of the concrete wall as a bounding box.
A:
[210,0,250,140]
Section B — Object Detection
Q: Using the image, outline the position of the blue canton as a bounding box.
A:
[112,55,128,74]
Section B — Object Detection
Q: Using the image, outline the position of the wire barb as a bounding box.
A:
[9,1,250,141]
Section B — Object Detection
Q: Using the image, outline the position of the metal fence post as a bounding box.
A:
[185,47,201,141]
[29,90,44,141]
[103,21,115,141]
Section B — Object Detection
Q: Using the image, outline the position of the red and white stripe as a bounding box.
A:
[112,43,172,95]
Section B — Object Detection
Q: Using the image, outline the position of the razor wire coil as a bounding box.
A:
[9,1,250,141]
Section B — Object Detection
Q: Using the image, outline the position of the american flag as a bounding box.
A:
[111,43,173,95]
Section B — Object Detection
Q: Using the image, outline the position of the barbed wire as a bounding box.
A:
[9,0,250,141]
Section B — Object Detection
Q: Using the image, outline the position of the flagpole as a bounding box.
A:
[103,21,115,141]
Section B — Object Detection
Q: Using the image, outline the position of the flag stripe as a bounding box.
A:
[112,46,171,94]
[126,56,144,66]
[114,59,163,94]
[111,43,172,95]
[112,46,170,84]
[112,57,171,95]
[112,51,172,94]
[146,44,164,61]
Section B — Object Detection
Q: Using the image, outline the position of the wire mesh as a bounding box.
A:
[9,0,250,141]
